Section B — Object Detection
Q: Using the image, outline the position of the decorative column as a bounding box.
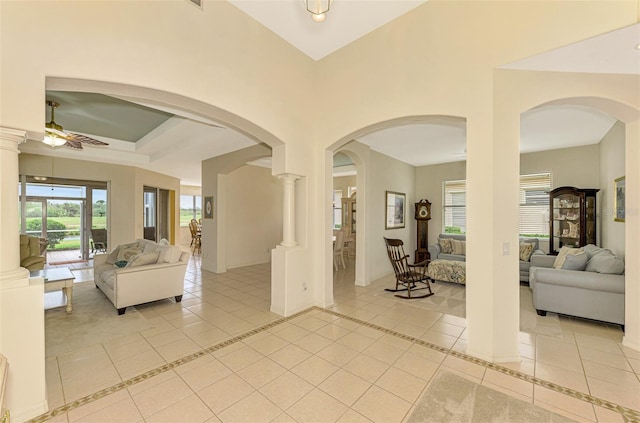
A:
[0,127,29,286]
[279,173,300,247]
[0,127,48,421]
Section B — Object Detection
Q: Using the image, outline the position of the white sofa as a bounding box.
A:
[94,239,189,315]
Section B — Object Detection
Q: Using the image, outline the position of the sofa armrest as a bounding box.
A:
[530,254,555,268]
[94,253,108,267]
[428,243,441,260]
[531,267,625,294]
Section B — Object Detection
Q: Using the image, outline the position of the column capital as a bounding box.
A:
[0,127,28,153]
[277,173,302,182]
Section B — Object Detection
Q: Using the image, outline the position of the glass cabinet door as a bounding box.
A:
[552,192,581,251]
[549,187,599,254]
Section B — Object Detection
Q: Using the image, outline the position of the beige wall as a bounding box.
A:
[370,151,416,280]
[332,176,356,199]
[2,2,640,410]
[416,145,603,253]
[18,154,181,249]
[600,121,626,258]
[225,165,283,269]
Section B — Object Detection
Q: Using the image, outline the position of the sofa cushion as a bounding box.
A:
[561,251,588,271]
[553,246,583,269]
[127,250,159,267]
[439,238,454,254]
[585,252,625,274]
[519,242,534,262]
[451,239,466,255]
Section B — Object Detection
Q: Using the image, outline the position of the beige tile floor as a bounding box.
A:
[33,255,639,423]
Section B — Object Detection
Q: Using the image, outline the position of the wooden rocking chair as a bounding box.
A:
[383,237,434,299]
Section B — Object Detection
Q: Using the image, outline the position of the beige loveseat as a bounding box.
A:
[94,239,189,315]
[20,234,45,271]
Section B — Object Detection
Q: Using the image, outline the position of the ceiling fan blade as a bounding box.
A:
[68,132,110,147]
[63,139,84,150]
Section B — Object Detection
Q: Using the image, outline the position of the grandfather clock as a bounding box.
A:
[415,199,431,263]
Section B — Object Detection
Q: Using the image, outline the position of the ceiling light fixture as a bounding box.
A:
[44,101,68,147]
[305,0,331,23]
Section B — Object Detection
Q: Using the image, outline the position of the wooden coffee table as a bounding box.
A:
[30,267,75,313]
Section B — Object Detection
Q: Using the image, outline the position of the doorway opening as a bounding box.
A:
[19,175,108,266]
[143,186,172,242]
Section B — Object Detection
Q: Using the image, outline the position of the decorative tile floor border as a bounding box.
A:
[30,306,640,423]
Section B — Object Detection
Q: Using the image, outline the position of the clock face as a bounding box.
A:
[419,206,428,218]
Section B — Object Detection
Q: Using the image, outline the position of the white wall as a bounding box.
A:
[225,164,283,269]
[599,121,626,258]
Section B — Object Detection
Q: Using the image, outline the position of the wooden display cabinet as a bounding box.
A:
[549,186,598,254]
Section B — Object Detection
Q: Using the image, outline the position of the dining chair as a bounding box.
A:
[333,229,346,270]
[189,219,201,254]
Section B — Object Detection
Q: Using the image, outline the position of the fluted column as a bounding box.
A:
[0,127,29,287]
[279,173,300,247]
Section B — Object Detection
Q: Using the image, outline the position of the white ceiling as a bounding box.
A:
[18,9,639,185]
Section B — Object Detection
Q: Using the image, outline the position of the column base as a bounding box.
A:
[271,246,311,316]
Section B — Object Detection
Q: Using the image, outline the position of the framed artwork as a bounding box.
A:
[385,191,406,229]
[204,196,214,219]
[614,176,625,222]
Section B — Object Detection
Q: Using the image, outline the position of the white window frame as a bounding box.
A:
[442,173,552,237]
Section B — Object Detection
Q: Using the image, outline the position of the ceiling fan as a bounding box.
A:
[44,100,110,150]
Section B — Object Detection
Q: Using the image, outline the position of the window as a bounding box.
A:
[442,173,552,237]
[333,190,343,229]
[443,180,466,234]
[519,173,551,238]
[180,195,201,226]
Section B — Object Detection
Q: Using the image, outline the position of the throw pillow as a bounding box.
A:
[582,244,611,259]
[451,239,466,255]
[114,260,128,268]
[127,250,160,268]
[117,246,143,262]
[561,251,588,271]
[159,238,170,246]
[553,246,583,269]
[157,245,183,263]
[519,242,535,262]
[585,253,625,274]
[439,238,454,254]
[143,242,159,254]
[106,246,120,265]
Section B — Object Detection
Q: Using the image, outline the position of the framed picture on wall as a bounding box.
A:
[204,196,214,219]
[385,191,406,229]
[614,176,625,222]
